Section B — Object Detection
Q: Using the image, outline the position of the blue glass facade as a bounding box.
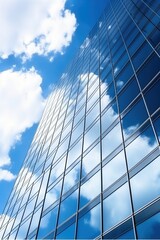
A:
[0,0,160,239]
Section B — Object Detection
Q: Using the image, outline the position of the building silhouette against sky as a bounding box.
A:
[0,0,160,239]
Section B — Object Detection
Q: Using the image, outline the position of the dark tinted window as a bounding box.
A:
[137,212,160,239]
[137,53,160,89]
[145,80,160,114]
[118,78,140,113]
[122,98,148,133]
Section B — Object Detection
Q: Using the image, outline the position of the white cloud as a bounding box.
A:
[0,67,45,180]
[0,0,77,60]
[0,169,16,181]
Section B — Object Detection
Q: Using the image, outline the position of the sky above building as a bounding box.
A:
[0,0,109,214]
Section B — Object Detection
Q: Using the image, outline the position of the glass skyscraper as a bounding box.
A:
[0,0,160,239]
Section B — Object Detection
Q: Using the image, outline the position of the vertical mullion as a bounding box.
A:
[109,1,138,239]
[52,54,83,239]
[98,18,104,239]
[74,37,92,240]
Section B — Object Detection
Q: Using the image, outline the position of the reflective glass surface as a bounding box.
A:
[103,183,131,231]
[77,204,101,239]
[0,0,160,239]
[137,212,160,239]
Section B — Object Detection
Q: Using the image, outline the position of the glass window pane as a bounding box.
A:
[101,101,118,132]
[44,180,62,211]
[102,71,113,85]
[67,140,82,168]
[123,99,148,138]
[77,204,101,239]
[103,150,126,190]
[86,103,99,129]
[11,209,24,231]
[137,53,160,89]
[112,46,126,67]
[82,143,100,177]
[131,156,160,211]
[28,207,41,235]
[101,64,112,84]
[145,80,160,115]
[153,116,160,142]
[56,223,75,239]
[54,138,70,160]
[22,197,37,220]
[149,28,160,46]
[106,82,116,100]
[49,159,65,185]
[3,219,14,238]
[118,78,140,113]
[87,94,99,113]
[102,123,122,160]
[70,124,83,145]
[103,183,131,231]
[16,218,30,239]
[132,41,152,70]
[84,121,100,151]
[37,206,58,239]
[137,212,160,239]
[118,229,135,239]
[63,163,80,194]
[128,32,144,56]
[80,171,101,209]
[115,62,134,92]
[58,190,78,225]
[125,125,157,169]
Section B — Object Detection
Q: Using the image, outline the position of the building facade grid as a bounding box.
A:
[0,0,160,239]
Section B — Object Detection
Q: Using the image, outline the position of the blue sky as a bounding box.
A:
[0,0,108,214]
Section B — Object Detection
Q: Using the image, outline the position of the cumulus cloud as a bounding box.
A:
[0,67,45,180]
[0,0,77,60]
